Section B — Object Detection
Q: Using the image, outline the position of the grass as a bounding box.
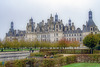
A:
[62,63,100,67]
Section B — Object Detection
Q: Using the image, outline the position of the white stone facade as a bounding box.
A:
[6,11,100,44]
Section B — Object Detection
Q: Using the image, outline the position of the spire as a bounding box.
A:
[50,14,52,17]
[55,13,58,22]
[89,10,92,19]
[30,17,33,21]
[68,18,71,26]
[50,14,53,22]
[29,17,33,24]
[11,21,14,30]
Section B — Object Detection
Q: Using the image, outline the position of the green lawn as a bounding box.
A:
[62,63,100,67]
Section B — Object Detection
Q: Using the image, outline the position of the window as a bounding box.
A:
[56,38,58,41]
[74,34,76,36]
[77,34,79,36]
[69,34,71,36]
[49,27,51,30]
[75,38,76,41]
[56,33,58,36]
[56,29,58,31]
[80,38,82,41]
[95,28,97,31]
[56,25,58,28]
[80,34,82,36]
[91,28,93,31]
[69,38,71,41]
[72,38,74,41]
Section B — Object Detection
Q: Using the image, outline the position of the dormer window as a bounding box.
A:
[56,25,58,28]
[91,28,92,31]
[90,27,93,31]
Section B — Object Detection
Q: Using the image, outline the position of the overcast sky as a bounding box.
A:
[0,0,100,40]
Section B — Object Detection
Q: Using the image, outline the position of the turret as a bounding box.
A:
[11,21,14,30]
[29,17,33,24]
[50,14,54,22]
[68,19,71,26]
[55,13,58,22]
[89,10,92,19]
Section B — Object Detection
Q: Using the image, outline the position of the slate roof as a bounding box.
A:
[64,28,82,34]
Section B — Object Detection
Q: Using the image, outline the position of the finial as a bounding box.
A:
[50,14,52,17]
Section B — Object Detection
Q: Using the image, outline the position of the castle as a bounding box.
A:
[5,11,100,46]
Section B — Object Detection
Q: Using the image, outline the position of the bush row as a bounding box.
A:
[93,50,100,54]
[40,49,91,54]
[3,54,100,67]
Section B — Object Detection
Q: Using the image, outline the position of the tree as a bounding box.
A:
[12,40,20,51]
[94,34,100,50]
[58,38,70,49]
[0,40,3,52]
[70,41,80,49]
[95,34,100,45]
[3,40,11,49]
[83,34,98,54]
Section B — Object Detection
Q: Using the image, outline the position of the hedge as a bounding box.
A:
[93,50,100,54]
[3,54,100,67]
[40,49,91,54]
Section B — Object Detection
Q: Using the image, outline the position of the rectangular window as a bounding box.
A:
[56,33,58,36]
[56,29,58,31]
[56,38,58,41]
[69,34,71,36]
[80,38,82,41]
[80,34,82,36]
[56,25,58,28]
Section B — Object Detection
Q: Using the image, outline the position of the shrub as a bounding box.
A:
[53,54,63,58]
[40,49,91,54]
[94,45,100,50]
[41,59,55,67]
[30,52,46,57]
[56,57,66,66]
[5,58,36,67]
[93,50,100,54]
[4,54,100,67]
[45,51,58,55]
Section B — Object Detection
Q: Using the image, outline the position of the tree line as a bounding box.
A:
[0,33,100,52]
[0,39,80,51]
